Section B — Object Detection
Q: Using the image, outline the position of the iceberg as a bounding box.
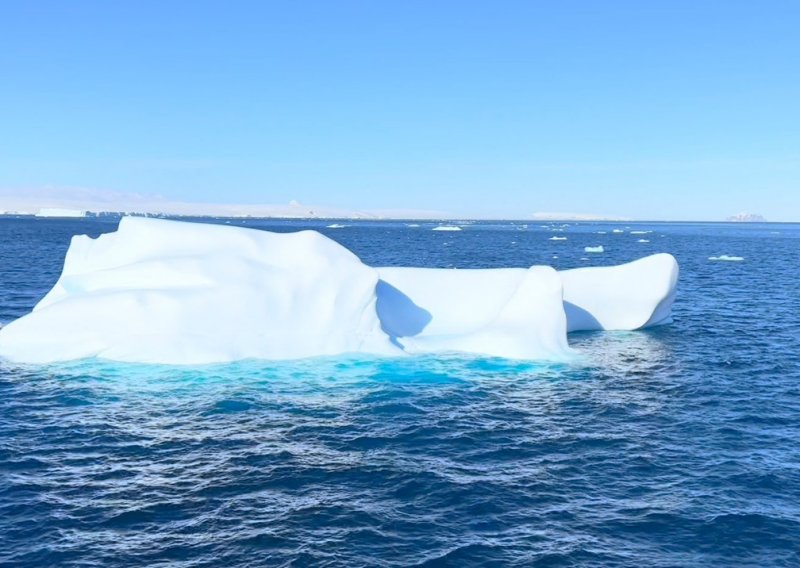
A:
[548,236,567,241]
[0,218,679,365]
[584,245,604,253]
[560,253,679,332]
[432,225,462,231]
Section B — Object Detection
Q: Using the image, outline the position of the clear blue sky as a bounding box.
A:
[1,1,798,219]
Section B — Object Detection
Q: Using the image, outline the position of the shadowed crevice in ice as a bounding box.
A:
[562,302,603,332]
[375,281,433,342]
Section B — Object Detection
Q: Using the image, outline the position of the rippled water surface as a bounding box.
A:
[2,218,799,566]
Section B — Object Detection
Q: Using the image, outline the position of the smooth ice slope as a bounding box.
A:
[560,253,679,332]
[0,218,399,364]
[377,267,572,360]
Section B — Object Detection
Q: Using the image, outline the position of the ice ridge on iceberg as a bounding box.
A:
[0,218,679,365]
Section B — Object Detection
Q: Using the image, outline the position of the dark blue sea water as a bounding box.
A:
[1,217,799,567]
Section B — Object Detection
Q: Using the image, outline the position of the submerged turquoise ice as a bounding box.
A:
[1,218,799,566]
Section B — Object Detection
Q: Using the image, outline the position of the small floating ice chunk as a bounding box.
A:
[326,223,347,229]
[548,236,567,241]
[630,230,651,235]
[709,255,744,261]
[596,231,607,234]
[406,223,420,227]
[432,225,462,232]
[612,229,624,234]
[584,245,604,253]
[637,239,650,243]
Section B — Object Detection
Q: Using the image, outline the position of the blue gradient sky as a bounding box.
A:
[1,1,798,219]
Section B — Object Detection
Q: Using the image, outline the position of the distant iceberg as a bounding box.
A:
[709,255,744,261]
[0,218,679,365]
[35,208,85,218]
[432,225,462,231]
[548,236,567,241]
[584,245,604,253]
[326,223,347,229]
[637,239,650,243]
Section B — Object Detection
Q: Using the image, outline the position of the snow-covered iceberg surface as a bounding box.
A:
[560,253,679,332]
[0,218,678,365]
[0,217,399,364]
[376,267,571,360]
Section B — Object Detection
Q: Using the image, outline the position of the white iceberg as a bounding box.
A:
[432,225,462,231]
[709,255,744,261]
[548,236,567,241]
[560,253,679,332]
[637,239,650,243]
[326,223,347,229]
[584,245,604,253]
[0,219,679,365]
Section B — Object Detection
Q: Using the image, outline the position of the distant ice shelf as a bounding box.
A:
[0,218,679,365]
[35,208,86,218]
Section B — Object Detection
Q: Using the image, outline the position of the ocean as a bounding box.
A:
[1,217,799,566]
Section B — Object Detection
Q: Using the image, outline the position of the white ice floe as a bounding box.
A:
[637,239,650,243]
[548,236,567,241]
[612,229,624,234]
[560,253,679,332]
[0,218,680,365]
[709,255,744,261]
[326,223,347,229]
[432,225,462,231]
[584,246,604,253]
[630,230,651,235]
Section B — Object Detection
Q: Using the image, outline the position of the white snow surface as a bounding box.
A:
[376,267,572,360]
[0,218,679,365]
[560,253,679,332]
